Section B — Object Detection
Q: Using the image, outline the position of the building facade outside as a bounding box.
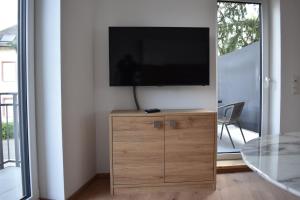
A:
[0,25,18,123]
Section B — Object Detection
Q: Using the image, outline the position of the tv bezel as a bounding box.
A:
[109,26,210,86]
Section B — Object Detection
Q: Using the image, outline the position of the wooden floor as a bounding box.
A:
[71,172,300,200]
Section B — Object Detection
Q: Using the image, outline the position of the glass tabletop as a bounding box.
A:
[241,132,300,197]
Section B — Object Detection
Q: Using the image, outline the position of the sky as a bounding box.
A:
[246,4,260,18]
[218,3,260,19]
[0,0,18,32]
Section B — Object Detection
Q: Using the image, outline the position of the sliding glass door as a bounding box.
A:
[217,1,263,154]
[0,0,31,199]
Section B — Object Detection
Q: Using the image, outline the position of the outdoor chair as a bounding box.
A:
[218,102,246,149]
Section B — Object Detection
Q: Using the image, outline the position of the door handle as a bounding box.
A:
[264,76,272,88]
[153,121,163,129]
[167,120,177,128]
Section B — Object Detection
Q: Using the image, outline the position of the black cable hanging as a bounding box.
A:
[133,86,140,110]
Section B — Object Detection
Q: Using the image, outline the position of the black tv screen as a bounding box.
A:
[109,27,210,86]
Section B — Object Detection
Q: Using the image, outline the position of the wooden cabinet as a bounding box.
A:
[165,115,215,183]
[112,117,164,185]
[110,110,216,195]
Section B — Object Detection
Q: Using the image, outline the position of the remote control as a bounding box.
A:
[144,108,161,113]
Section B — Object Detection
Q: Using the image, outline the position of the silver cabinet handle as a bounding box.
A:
[153,121,163,128]
[168,120,177,128]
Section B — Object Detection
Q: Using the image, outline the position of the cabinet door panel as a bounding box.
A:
[165,115,216,183]
[113,117,164,185]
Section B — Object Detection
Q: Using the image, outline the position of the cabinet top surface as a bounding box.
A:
[110,109,216,117]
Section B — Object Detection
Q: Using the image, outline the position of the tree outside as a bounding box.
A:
[217,2,260,56]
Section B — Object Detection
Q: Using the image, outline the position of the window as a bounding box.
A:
[0,0,32,199]
[217,1,262,154]
[1,61,17,82]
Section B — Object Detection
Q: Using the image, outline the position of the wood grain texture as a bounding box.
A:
[110,110,217,194]
[165,114,216,183]
[109,115,113,195]
[113,182,215,195]
[112,117,164,185]
[70,172,300,200]
[68,175,98,200]
[217,160,251,174]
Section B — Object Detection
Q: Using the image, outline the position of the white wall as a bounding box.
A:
[0,49,18,93]
[269,0,282,135]
[36,0,96,198]
[268,0,300,134]
[61,0,96,198]
[280,0,300,133]
[94,0,217,172]
[35,0,65,199]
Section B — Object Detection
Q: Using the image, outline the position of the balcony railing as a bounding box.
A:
[0,93,20,169]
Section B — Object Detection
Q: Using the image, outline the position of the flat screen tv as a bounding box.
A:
[109,27,210,86]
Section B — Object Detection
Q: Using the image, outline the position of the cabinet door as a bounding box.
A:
[165,114,216,183]
[112,116,164,185]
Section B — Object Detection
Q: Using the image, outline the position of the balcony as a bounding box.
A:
[217,42,261,154]
[217,124,259,153]
[0,93,22,199]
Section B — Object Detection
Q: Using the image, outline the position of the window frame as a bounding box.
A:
[216,0,270,159]
[18,0,39,199]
